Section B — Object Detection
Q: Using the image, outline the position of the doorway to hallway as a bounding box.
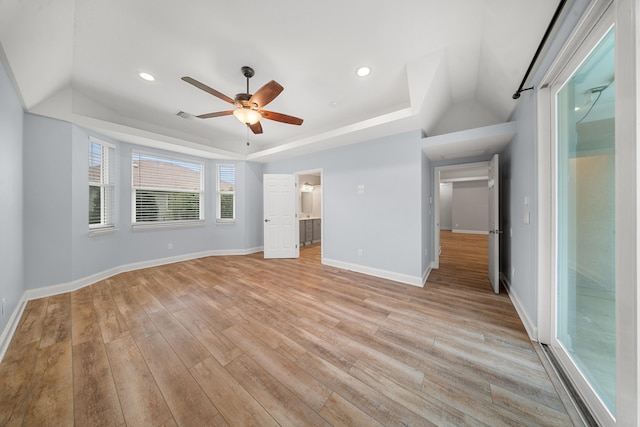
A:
[433,161,498,292]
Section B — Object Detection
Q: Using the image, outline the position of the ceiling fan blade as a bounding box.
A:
[181,76,235,104]
[250,80,284,108]
[259,110,304,125]
[249,121,263,134]
[196,110,234,119]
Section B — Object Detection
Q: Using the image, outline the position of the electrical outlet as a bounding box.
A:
[357,249,363,256]
[168,243,173,250]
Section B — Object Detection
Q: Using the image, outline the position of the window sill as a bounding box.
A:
[131,220,205,231]
[89,225,117,237]
[215,220,236,226]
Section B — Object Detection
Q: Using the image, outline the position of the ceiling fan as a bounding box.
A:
[181,66,303,134]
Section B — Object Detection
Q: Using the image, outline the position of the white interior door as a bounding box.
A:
[263,174,298,259]
[488,154,500,294]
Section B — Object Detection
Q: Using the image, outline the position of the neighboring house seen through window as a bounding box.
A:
[89,138,115,231]
[217,164,235,223]
[132,151,204,226]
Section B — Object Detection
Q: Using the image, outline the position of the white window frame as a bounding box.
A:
[89,137,115,233]
[216,164,236,224]
[131,151,205,229]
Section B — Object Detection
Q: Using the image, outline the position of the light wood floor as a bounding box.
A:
[0,237,573,426]
[428,231,493,292]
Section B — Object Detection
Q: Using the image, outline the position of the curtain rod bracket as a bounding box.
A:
[512,86,534,99]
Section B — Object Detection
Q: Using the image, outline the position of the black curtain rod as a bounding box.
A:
[512,0,568,99]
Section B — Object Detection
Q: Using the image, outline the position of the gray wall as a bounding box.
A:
[22,115,261,290]
[501,0,592,328]
[20,114,432,292]
[452,180,488,233]
[244,161,265,250]
[23,115,74,288]
[265,131,431,281]
[0,59,24,334]
[439,182,453,230]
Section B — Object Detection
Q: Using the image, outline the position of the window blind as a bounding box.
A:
[132,152,204,225]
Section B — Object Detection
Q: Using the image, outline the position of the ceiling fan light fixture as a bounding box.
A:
[233,108,262,125]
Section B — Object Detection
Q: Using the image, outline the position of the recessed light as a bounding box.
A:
[138,72,155,81]
[356,66,371,77]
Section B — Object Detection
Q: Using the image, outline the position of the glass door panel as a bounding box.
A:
[556,27,615,415]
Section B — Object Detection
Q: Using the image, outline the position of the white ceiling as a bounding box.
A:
[0,0,560,162]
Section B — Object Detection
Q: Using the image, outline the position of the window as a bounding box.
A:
[217,164,235,223]
[89,138,115,230]
[132,151,204,226]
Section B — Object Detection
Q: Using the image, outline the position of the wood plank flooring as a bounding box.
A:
[0,238,573,426]
[429,231,493,292]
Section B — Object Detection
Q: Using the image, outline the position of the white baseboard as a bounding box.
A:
[0,297,28,363]
[422,263,434,287]
[23,247,264,301]
[0,246,264,363]
[501,272,538,341]
[323,258,423,287]
[24,265,127,301]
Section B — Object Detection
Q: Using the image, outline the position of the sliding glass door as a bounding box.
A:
[555,26,616,417]
[540,1,638,425]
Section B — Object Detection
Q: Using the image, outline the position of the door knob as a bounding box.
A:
[265,219,270,222]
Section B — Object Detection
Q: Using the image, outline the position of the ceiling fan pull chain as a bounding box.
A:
[246,124,250,146]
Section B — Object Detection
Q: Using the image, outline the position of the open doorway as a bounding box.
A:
[432,162,494,292]
[296,169,323,263]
